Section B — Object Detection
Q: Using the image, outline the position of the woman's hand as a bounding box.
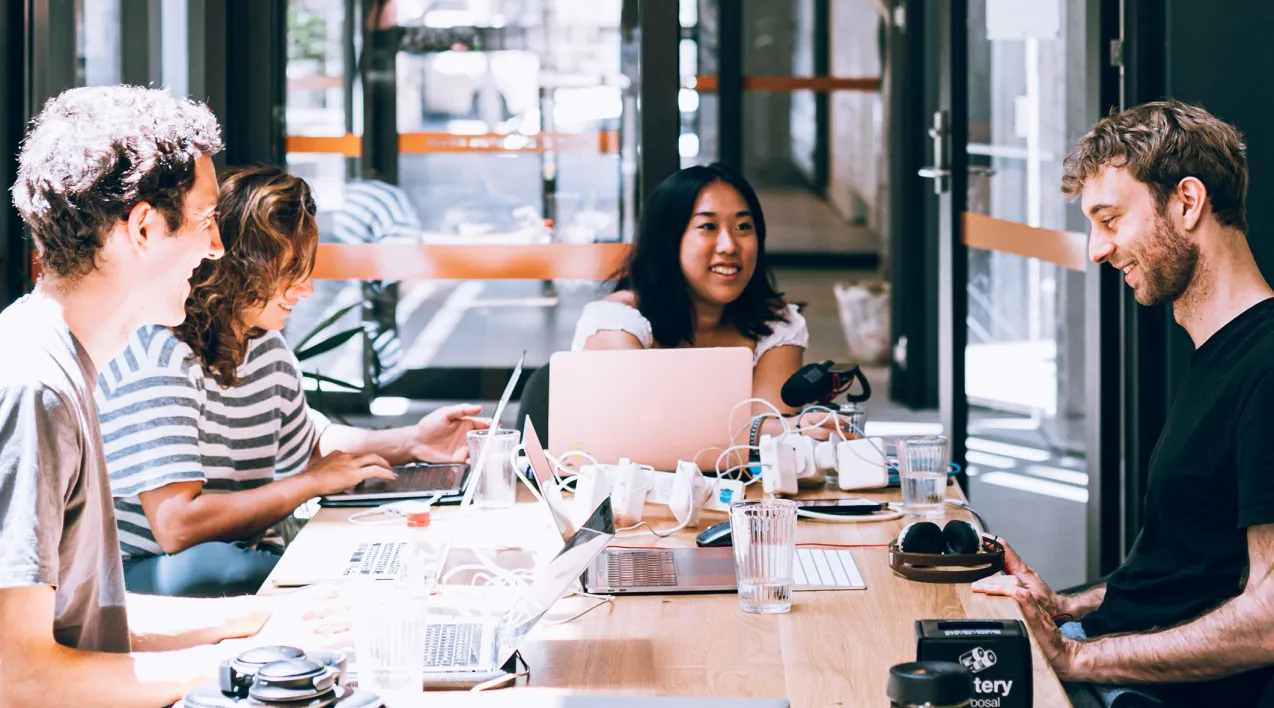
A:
[793,409,861,442]
[409,403,491,463]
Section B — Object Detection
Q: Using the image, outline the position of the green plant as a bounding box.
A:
[287,4,330,68]
[294,301,365,424]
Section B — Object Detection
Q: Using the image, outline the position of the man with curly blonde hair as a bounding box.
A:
[0,86,326,708]
[976,100,1274,708]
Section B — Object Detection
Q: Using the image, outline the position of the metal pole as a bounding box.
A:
[716,0,743,171]
[638,0,681,205]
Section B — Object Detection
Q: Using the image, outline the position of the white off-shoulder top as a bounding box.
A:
[570,300,809,366]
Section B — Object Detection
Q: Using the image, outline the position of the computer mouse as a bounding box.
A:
[696,520,733,547]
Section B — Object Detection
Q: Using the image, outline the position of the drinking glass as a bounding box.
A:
[729,498,798,613]
[466,428,520,508]
[896,435,950,518]
[351,582,429,695]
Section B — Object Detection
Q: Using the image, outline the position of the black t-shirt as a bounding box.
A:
[1083,298,1274,706]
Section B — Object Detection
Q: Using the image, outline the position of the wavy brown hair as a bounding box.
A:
[173,165,318,388]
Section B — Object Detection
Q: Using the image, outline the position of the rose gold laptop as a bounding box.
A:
[547,347,753,472]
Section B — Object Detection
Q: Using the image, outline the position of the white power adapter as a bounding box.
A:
[670,460,713,527]
[835,438,889,490]
[758,434,799,496]
[572,464,614,528]
[609,458,652,527]
[788,434,825,488]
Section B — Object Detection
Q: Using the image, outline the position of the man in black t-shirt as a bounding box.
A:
[973,100,1274,708]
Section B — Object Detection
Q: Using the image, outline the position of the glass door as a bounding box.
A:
[919,0,1111,589]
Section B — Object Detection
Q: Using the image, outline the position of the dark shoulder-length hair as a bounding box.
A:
[612,163,788,348]
[173,165,318,388]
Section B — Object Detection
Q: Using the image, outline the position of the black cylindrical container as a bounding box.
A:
[888,661,974,708]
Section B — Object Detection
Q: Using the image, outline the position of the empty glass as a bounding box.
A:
[466,428,520,508]
[351,582,429,695]
[896,435,950,518]
[729,498,798,614]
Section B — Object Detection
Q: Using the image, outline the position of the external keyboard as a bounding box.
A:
[793,548,866,590]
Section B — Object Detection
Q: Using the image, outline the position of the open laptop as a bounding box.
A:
[413,497,616,684]
[319,352,525,507]
[548,347,753,471]
[522,418,865,595]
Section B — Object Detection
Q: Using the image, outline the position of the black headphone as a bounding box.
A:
[182,646,384,708]
[889,520,1005,583]
[896,520,983,555]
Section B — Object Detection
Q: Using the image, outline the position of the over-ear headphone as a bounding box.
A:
[889,520,1005,583]
[181,645,384,708]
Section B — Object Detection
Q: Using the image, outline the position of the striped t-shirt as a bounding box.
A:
[94,326,327,561]
[331,179,421,245]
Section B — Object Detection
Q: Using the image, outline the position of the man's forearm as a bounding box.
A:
[1060,583,1106,620]
[3,643,227,708]
[1072,592,1273,684]
[153,475,322,554]
[318,423,413,465]
[129,594,270,651]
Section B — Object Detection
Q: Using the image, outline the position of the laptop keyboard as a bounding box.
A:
[607,550,678,587]
[342,542,403,579]
[423,623,483,668]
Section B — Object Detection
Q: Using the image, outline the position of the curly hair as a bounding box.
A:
[1062,100,1248,232]
[612,163,788,348]
[174,165,318,388]
[12,85,223,280]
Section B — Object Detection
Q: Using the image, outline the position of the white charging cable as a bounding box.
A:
[346,494,443,526]
[728,397,791,442]
[794,405,850,441]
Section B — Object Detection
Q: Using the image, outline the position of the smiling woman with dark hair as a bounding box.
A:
[571,163,841,442]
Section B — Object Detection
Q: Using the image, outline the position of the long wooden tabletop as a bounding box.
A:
[261,482,1070,707]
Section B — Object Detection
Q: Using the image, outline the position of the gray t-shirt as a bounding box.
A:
[0,292,130,652]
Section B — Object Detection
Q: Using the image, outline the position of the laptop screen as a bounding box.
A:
[522,417,577,543]
[495,497,615,661]
[460,351,526,506]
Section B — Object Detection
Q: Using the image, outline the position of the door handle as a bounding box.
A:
[917,110,950,194]
[968,164,997,178]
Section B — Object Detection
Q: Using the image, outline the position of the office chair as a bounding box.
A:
[518,361,551,439]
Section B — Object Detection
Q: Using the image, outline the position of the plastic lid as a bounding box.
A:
[405,509,431,527]
[887,661,973,706]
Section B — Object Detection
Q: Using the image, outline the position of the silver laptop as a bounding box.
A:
[415,497,616,682]
[523,418,735,594]
[522,418,866,595]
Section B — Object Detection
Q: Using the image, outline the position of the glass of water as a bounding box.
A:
[729,498,798,614]
[466,428,520,508]
[897,435,950,518]
[351,582,429,695]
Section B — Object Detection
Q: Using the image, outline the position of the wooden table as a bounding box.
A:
[261,484,1070,707]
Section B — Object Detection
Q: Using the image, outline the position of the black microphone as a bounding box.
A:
[780,361,873,408]
[781,361,835,408]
